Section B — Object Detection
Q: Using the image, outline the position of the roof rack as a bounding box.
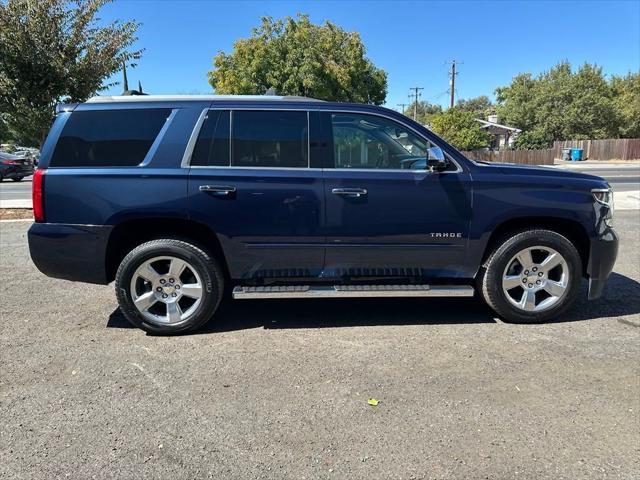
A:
[85,95,324,103]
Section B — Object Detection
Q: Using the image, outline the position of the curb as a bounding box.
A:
[0,200,32,209]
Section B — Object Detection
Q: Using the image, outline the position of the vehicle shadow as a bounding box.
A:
[106,297,497,332]
[560,272,640,322]
[106,272,640,333]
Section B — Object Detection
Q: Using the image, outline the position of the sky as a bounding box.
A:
[99,0,640,111]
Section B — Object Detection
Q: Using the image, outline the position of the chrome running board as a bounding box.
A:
[232,284,474,300]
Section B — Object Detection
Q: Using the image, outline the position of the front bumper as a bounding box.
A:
[586,226,619,300]
[28,223,113,285]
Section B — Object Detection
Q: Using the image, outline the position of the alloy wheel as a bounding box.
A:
[129,255,204,325]
[501,246,569,312]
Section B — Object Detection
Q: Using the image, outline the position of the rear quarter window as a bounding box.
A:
[50,109,171,167]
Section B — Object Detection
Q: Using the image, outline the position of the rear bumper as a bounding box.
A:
[28,223,112,285]
[1,166,33,179]
[586,226,619,300]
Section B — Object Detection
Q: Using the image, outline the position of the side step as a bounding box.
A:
[232,284,475,300]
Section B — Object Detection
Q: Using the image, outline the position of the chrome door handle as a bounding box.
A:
[331,188,368,198]
[199,185,237,196]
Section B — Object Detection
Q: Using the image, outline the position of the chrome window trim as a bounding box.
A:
[189,166,323,171]
[180,108,210,168]
[181,107,462,173]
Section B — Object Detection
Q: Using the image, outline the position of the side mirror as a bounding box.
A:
[426,146,447,171]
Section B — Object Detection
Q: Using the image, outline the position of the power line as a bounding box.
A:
[408,87,424,120]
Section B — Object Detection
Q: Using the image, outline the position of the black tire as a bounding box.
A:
[115,239,224,335]
[478,229,582,323]
[11,176,23,182]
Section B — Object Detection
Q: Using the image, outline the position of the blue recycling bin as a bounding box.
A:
[570,148,583,161]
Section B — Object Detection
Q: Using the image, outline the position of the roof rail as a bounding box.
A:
[85,94,324,103]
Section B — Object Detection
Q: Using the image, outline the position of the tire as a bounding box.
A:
[11,176,24,182]
[478,229,582,323]
[115,239,225,334]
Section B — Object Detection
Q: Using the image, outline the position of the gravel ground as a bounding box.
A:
[1,214,639,479]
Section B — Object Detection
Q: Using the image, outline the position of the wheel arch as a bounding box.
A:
[105,217,229,283]
[481,216,590,276]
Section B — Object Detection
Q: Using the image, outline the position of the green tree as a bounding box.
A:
[429,108,491,151]
[208,14,387,104]
[611,72,640,138]
[495,61,619,149]
[402,100,442,124]
[0,0,141,146]
[456,95,493,117]
[0,114,11,143]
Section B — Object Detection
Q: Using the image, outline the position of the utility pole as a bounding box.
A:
[408,87,424,120]
[397,103,408,115]
[447,60,461,108]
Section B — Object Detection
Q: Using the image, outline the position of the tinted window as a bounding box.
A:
[232,111,308,168]
[191,110,230,166]
[50,109,171,167]
[330,113,429,170]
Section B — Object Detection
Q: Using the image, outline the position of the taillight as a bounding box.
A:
[32,168,45,222]
[1,159,20,165]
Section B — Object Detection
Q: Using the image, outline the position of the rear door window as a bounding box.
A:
[50,108,171,167]
[190,110,231,166]
[231,111,308,168]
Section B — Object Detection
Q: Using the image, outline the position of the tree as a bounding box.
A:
[402,100,442,124]
[495,61,619,149]
[429,108,491,151]
[456,95,493,117]
[0,0,141,146]
[208,14,387,104]
[611,72,640,138]
[0,114,11,144]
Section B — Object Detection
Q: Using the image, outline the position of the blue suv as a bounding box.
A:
[28,95,618,334]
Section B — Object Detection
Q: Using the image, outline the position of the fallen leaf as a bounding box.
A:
[367,398,379,406]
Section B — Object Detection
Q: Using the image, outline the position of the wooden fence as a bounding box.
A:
[552,138,640,161]
[460,149,555,165]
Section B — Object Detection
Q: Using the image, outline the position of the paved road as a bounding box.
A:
[560,166,640,192]
[1,213,638,479]
[0,165,638,202]
[0,177,31,201]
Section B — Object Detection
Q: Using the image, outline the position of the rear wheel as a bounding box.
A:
[11,176,24,182]
[478,229,582,323]
[115,239,224,334]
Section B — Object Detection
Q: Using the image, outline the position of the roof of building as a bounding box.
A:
[476,118,522,133]
[86,95,324,103]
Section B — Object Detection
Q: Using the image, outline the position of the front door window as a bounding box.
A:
[330,113,430,170]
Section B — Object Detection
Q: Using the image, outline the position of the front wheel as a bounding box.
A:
[115,239,225,334]
[478,229,582,323]
[11,176,24,182]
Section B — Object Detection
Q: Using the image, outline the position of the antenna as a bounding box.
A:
[122,61,129,92]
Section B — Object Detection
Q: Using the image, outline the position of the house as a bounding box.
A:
[476,115,521,150]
